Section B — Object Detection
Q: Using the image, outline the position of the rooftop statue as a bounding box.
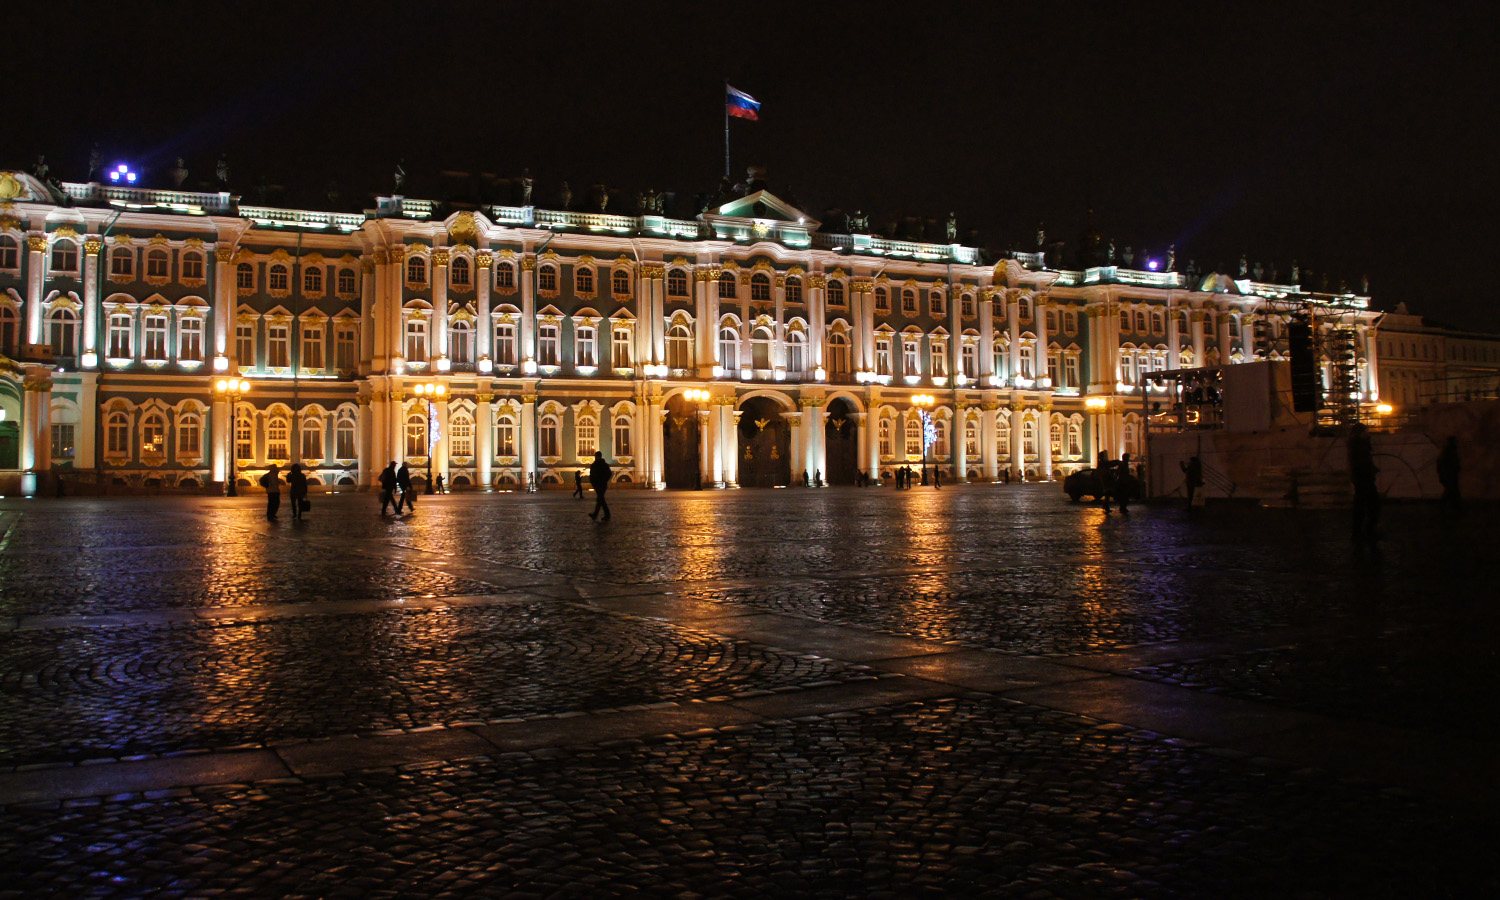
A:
[519,169,533,206]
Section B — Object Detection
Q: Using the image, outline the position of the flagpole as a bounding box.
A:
[724,79,731,179]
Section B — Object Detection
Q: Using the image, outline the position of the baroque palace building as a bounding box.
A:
[0,166,1383,493]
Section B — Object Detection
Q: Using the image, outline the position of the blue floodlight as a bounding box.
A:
[108,164,137,184]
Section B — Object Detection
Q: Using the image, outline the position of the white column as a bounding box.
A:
[1035,301,1050,387]
[431,249,450,367]
[1007,294,1021,385]
[1363,325,1379,400]
[391,388,406,466]
[697,406,713,487]
[84,240,104,362]
[954,409,967,482]
[386,248,405,367]
[978,289,995,384]
[212,397,229,485]
[476,391,493,488]
[1217,310,1233,362]
[785,411,804,483]
[864,408,881,480]
[25,236,45,347]
[695,268,714,375]
[75,371,98,471]
[1168,305,1181,368]
[357,395,374,487]
[647,394,664,488]
[520,256,537,368]
[520,391,537,487]
[725,407,743,486]
[808,275,825,371]
[858,280,876,376]
[20,372,52,475]
[359,259,376,373]
[1009,404,1025,479]
[1039,407,1053,479]
[475,252,493,365]
[807,400,826,484]
[980,401,999,481]
[1190,310,1206,367]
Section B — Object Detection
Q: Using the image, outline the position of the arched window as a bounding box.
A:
[786,330,807,375]
[106,412,130,455]
[666,268,688,297]
[0,306,18,354]
[997,419,1011,460]
[236,263,255,290]
[827,332,850,378]
[612,268,631,296]
[751,327,773,369]
[879,417,893,457]
[964,420,980,457]
[1050,422,1063,457]
[0,235,19,269]
[494,262,516,291]
[450,256,471,288]
[450,320,474,365]
[1019,344,1035,379]
[236,412,253,461]
[961,343,977,379]
[181,251,204,281]
[934,420,950,458]
[406,414,428,458]
[174,413,200,459]
[827,280,845,306]
[51,239,78,274]
[613,415,632,457]
[304,266,322,293]
[109,247,133,278]
[667,324,692,369]
[146,249,169,279]
[450,413,474,457]
[961,294,976,317]
[785,276,802,304]
[575,324,597,367]
[1022,420,1036,458]
[404,316,428,362]
[905,417,923,457]
[1124,421,1139,456]
[574,266,593,294]
[750,272,771,301]
[874,287,889,313]
[537,323,560,366]
[537,264,558,293]
[1136,311,1149,333]
[718,271,738,299]
[901,289,916,315]
[1067,420,1083,457]
[495,415,517,457]
[267,417,290,461]
[931,291,946,316]
[336,418,356,459]
[268,264,289,292]
[406,256,427,284]
[337,268,357,295]
[47,306,78,357]
[575,416,598,458]
[539,415,560,457]
[141,412,166,455]
[719,326,740,370]
[301,418,324,460]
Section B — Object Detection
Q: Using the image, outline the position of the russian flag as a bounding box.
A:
[726,84,760,121]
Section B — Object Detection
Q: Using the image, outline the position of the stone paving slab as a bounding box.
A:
[875,649,1111,691]
[0,751,289,806]
[472,703,766,752]
[698,612,960,662]
[277,728,501,777]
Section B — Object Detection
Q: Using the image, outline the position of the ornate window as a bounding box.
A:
[934,420,949,458]
[997,419,1011,459]
[575,417,598,458]
[140,412,166,456]
[537,264,558,293]
[301,418,324,460]
[304,266,322,294]
[450,413,474,457]
[178,316,203,361]
[143,315,169,360]
[667,324,692,369]
[718,271,737,299]
[874,288,890,313]
[827,332,850,378]
[785,276,802,304]
[612,327,632,369]
[495,415,517,456]
[1065,356,1079,388]
[575,324,597,367]
[145,249,169,280]
[1068,420,1083,457]
[962,343,977,379]
[0,236,18,269]
[106,411,130,455]
[335,326,357,371]
[451,320,474,365]
[404,316,428,362]
[1022,420,1036,458]
[47,307,78,357]
[335,418,356,459]
[301,322,324,370]
[574,266,593,294]
[1019,343,1035,379]
[181,252,204,282]
[901,289,917,315]
[786,331,807,375]
[337,268,357,295]
[450,256,471,288]
[931,340,948,377]
[719,326,740,370]
[107,313,133,359]
[1136,311,1149,333]
[268,264,289,293]
[236,263,255,291]
[902,338,920,376]
[236,323,255,366]
[875,336,892,376]
[905,417,922,457]
[931,291,946,317]
[961,294,976,318]
[267,324,290,368]
[613,415,632,457]
[51,239,78,274]
[494,262,516,291]
[1047,350,1060,386]
[750,272,771,302]
[494,321,517,366]
[406,256,427,285]
[965,420,979,457]
[878,417,893,457]
[406,414,428,458]
[827,280,845,306]
[751,327,773,369]
[539,415,561,457]
[51,422,76,460]
[537,323,560,366]
[236,412,253,461]
[612,268,631,297]
[109,247,134,279]
[0,306,15,355]
[1050,422,1063,457]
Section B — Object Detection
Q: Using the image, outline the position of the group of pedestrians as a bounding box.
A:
[258,463,309,521]
[1096,451,1135,514]
[572,453,612,521]
[378,462,417,515]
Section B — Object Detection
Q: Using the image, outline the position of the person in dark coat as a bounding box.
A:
[287,464,308,520]
[1436,437,1461,514]
[573,470,585,499]
[396,463,415,513]
[933,467,942,489]
[378,462,399,515]
[1115,453,1132,514]
[1097,450,1114,512]
[259,464,281,520]
[587,451,611,521]
[1181,455,1204,507]
[1348,424,1380,541]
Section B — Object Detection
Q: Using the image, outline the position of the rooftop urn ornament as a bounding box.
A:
[520,169,533,205]
[1253,260,1264,281]
[1107,240,1116,263]
[1036,223,1046,251]
[1292,260,1300,282]
[591,180,608,212]
[1122,245,1134,266]
[169,157,189,188]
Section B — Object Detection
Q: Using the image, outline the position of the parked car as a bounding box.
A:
[1063,466,1142,502]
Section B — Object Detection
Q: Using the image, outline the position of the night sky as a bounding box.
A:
[12,2,1498,330]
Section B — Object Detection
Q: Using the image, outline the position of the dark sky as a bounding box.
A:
[13,1,1499,330]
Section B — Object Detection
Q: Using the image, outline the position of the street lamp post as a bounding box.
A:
[912,393,935,486]
[214,378,250,497]
[412,382,446,494]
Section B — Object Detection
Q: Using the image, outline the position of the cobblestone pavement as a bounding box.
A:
[0,486,1495,898]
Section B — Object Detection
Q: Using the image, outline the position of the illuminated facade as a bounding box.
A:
[0,167,1384,493]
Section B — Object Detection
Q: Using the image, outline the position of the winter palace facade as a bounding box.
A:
[0,168,1382,493]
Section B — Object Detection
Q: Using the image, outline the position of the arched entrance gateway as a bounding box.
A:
[736,395,791,488]
[661,393,700,489]
[824,397,860,485]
